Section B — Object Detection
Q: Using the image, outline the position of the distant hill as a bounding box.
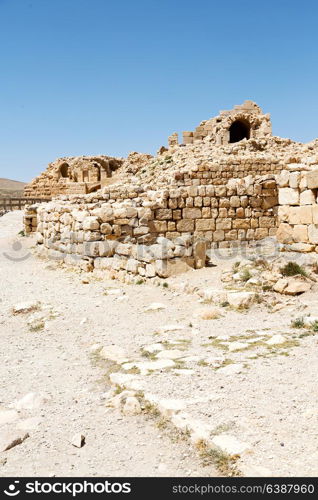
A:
[0,178,26,198]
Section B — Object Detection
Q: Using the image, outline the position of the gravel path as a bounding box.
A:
[0,211,217,477]
[1,211,318,477]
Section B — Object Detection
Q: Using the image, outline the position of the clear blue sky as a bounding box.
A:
[0,0,317,182]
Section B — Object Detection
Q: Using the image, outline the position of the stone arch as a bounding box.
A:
[59,163,70,178]
[229,119,251,143]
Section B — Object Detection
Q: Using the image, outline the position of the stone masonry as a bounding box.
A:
[23,101,318,278]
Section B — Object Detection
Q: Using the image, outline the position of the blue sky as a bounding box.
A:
[0,0,317,182]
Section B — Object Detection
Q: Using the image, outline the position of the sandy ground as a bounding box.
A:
[0,211,217,477]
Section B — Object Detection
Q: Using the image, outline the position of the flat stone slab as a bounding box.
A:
[156,349,185,360]
[217,363,244,375]
[0,430,29,452]
[211,434,251,456]
[122,359,175,374]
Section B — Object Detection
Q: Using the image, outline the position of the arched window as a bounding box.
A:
[59,163,69,178]
[229,120,250,143]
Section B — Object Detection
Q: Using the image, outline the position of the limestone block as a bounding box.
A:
[289,172,300,188]
[216,218,232,230]
[126,258,139,273]
[148,220,167,232]
[193,240,206,269]
[225,229,238,240]
[100,223,112,234]
[71,210,90,222]
[195,219,215,231]
[213,229,224,242]
[307,170,318,189]
[149,243,174,260]
[262,196,278,209]
[259,217,276,228]
[114,207,137,219]
[177,219,194,232]
[133,226,150,236]
[116,243,133,256]
[283,206,311,225]
[236,207,245,218]
[96,207,114,222]
[276,222,294,244]
[299,173,308,190]
[299,206,313,224]
[289,242,315,252]
[254,228,269,239]
[313,205,318,224]
[84,231,102,242]
[83,216,99,231]
[145,264,156,278]
[230,196,240,208]
[155,209,172,220]
[82,241,113,257]
[293,225,308,242]
[135,245,155,263]
[300,189,315,205]
[232,219,250,229]
[278,188,299,206]
[183,208,202,219]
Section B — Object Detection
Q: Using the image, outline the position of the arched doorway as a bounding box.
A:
[59,163,69,178]
[229,120,250,143]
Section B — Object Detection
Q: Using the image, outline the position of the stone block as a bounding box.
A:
[216,218,232,230]
[293,225,308,242]
[213,229,225,242]
[262,196,278,209]
[289,172,300,188]
[149,221,167,232]
[308,224,318,244]
[276,223,294,244]
[307,170,318,189]
[278,188,299,206]
[300,189,315,205]
[195,219,215,231]
[183,208,202,219]
[230,196,240,208]
[100,223,112,234]
[259,217,276,228]
[232,219,250,229]
[177,219,194,232]
[193,240,206,269]
[312,205,318,224]
[155,209,172,220]
[254,228,268,239]
[83,216,100,231]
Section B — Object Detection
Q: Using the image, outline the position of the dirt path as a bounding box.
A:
[0,211,217,477]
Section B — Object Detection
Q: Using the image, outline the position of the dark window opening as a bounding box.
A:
[59,164,69,178]
[229,120,250,143]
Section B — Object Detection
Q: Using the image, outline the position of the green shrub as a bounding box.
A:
[240,268,252,282]
[280,262,307,277]
[291,317,305,329]
[312,321,318,332]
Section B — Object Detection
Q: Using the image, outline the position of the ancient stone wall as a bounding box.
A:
[24,174,278,279]
[181,101,272,146]
[276,165,318,252]
[24,156,123,199]
[173,157,284,186]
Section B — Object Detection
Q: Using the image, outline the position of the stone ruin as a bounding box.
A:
[23,101,318,280]
[24,155,123,198]
[180,100,272,146]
